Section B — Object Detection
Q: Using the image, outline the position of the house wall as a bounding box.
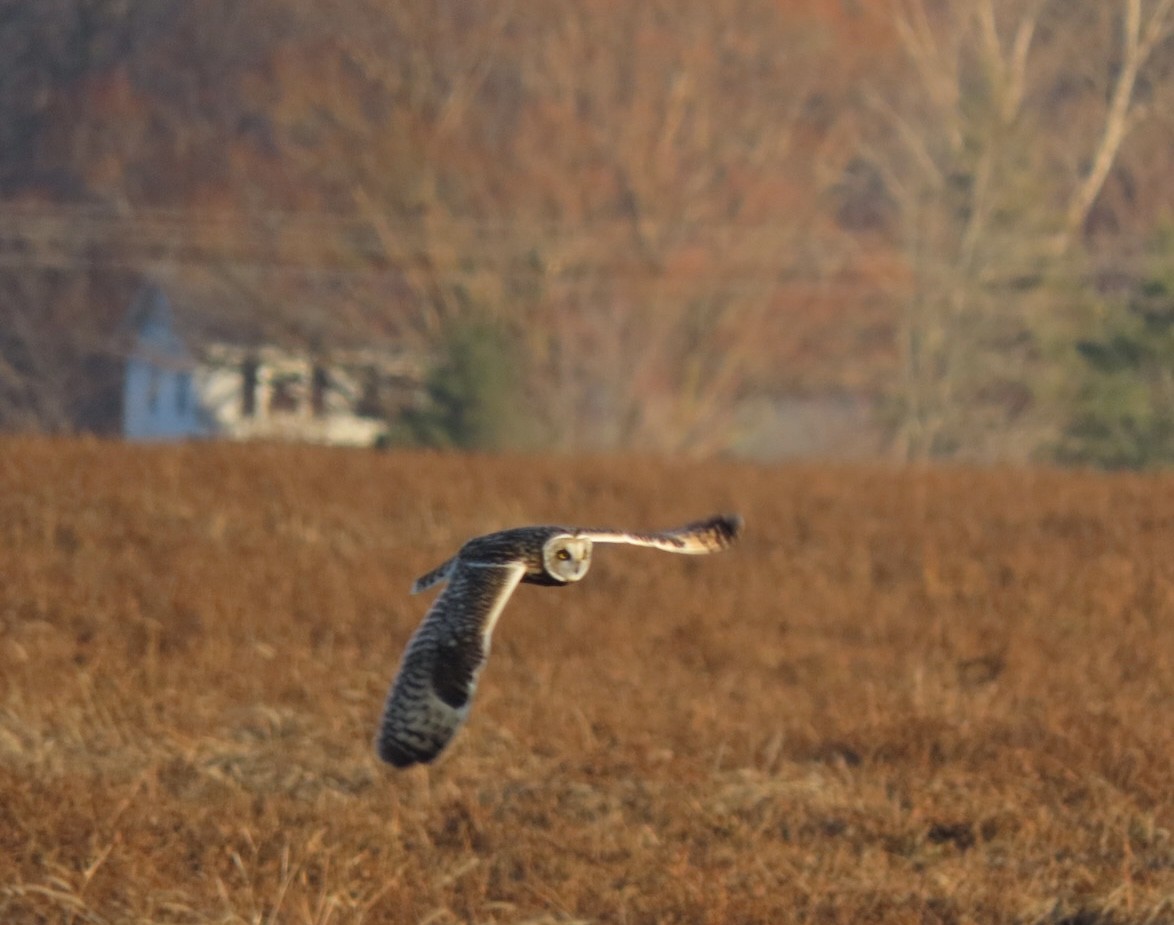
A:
[733,395,883,461]
[123,357,205,441]
[122,284,423,447]
[122,286,207,442]
[193,344,404,447]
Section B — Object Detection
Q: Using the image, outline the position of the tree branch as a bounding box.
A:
[1056,0,1174,253]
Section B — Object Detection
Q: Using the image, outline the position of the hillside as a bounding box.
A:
[1,440,1172,922]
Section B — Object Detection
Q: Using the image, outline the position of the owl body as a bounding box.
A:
[376,513,741,768]
[407,526,593,594]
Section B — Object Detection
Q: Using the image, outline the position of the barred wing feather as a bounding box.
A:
[376,562,526,768]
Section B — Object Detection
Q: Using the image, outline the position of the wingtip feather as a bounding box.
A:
[376,736,432,768]
[708,512,743,547]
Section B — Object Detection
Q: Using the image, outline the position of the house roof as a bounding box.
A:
[127,264,422,356]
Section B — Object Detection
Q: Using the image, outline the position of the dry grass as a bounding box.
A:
[1,438,1172,924]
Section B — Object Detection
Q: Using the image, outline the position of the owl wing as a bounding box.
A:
[376,560,527,767]
[579,513,742,554]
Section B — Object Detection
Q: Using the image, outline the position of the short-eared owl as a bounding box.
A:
[376,513,742,768]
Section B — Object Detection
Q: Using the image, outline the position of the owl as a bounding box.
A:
[376,513,742,767]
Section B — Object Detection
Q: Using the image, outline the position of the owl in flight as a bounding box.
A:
[376,513,742,767]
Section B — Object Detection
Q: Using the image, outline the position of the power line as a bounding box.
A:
[0,202,1147,292]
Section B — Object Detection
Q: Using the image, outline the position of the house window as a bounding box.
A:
[356,368,383,418]
[241,358,258,417]
[269,373,301,414]
[310,365,329,417]
[176,372,191,414]
[147,368,161,414]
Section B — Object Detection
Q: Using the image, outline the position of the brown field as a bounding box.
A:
[1,439,1172,924]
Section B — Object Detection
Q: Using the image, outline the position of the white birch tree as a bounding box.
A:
[855,0,1174,460]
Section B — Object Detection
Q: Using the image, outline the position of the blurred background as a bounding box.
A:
[2,0,1173,467]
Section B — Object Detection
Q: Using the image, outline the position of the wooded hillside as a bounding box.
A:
[3,1,1174,462]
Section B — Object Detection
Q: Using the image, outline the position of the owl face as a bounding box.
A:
[541,534,592,583]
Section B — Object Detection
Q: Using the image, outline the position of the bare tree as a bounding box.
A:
[306,0,832,453]
[1053,0,1174,253]
[0,258,129,433]
[853,0,1174,460]
[510,0,820,454]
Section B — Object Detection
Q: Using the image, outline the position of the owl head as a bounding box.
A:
[541,534,592,583]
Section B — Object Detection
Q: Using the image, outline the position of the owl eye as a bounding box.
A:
[556,548,572,561]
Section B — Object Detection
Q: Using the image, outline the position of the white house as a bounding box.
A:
[123,285,207,441]
[122,283,426,447]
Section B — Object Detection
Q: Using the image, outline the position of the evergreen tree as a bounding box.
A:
[400,317,526,451]
[1056,265,1174,469]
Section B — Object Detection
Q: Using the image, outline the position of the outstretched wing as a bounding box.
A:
[376,561,526,767]
[579,513,742,554]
